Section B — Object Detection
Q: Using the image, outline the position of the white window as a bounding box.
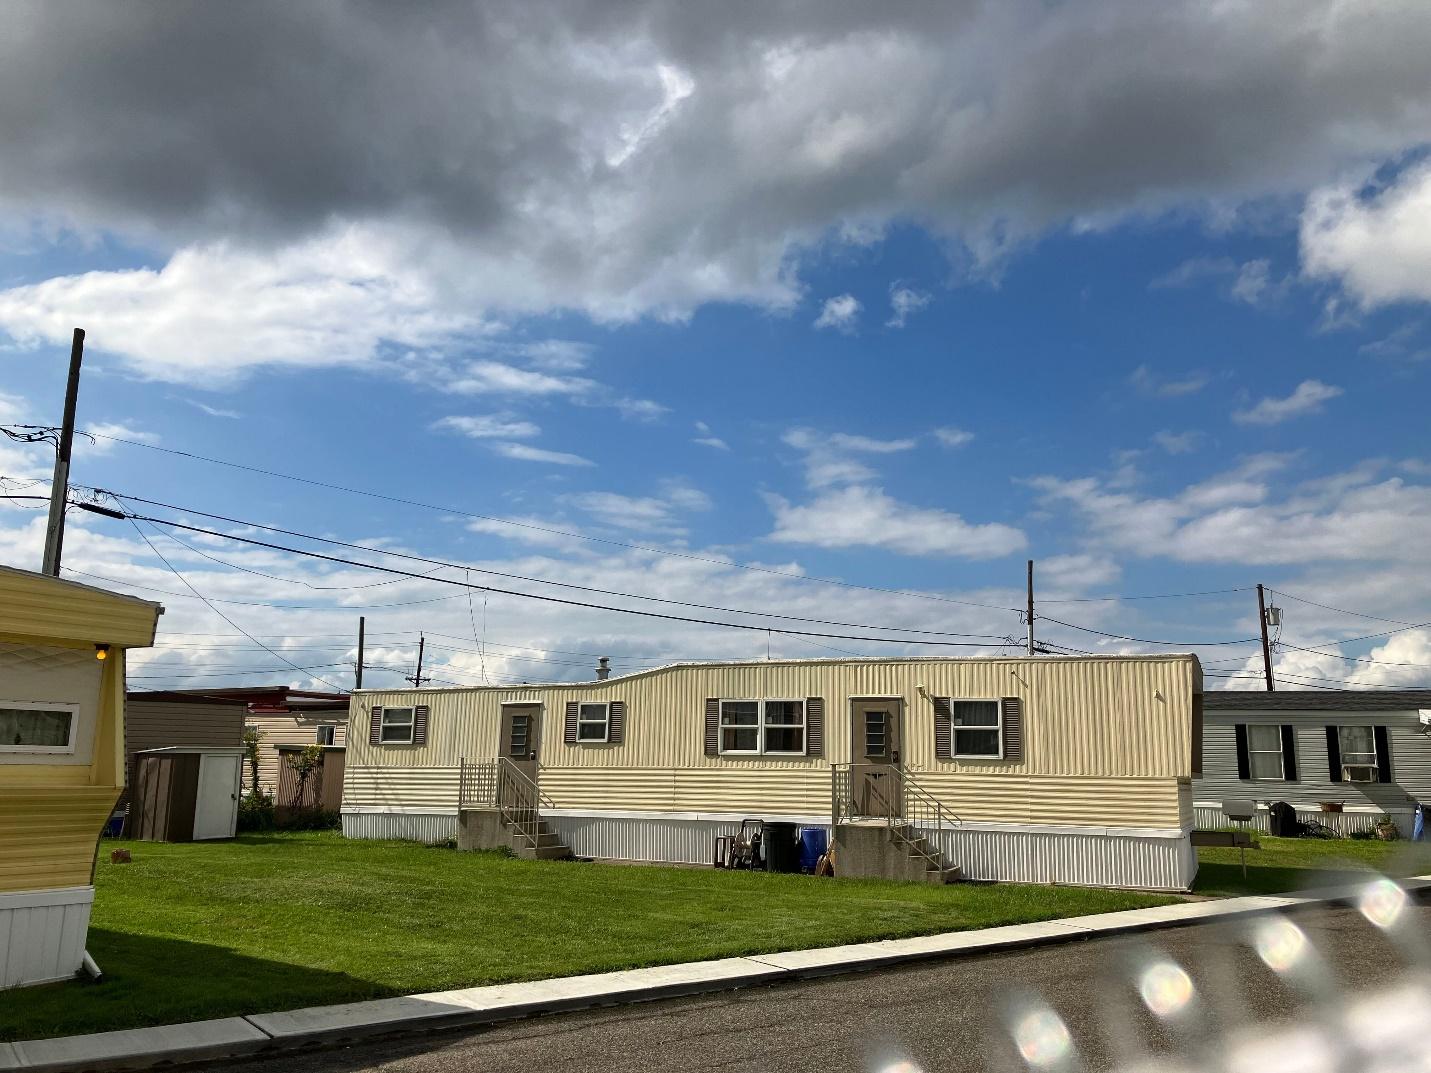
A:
[0,701,78,753]
[577,702,609,742]
[1246,724,1285,780]
[719,700,804,756]
[1337,725,1379,780]
[952,700,1002,758]
[315,725,336,746]
[380,707,415,744]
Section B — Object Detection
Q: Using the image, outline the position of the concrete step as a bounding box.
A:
[924,864,961,884]
[516,843,574,861]
[510,829,565,849]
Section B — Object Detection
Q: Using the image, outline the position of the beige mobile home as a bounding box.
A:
[342,654,1203,890]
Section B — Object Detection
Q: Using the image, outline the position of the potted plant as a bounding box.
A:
[1374,814,1400,841]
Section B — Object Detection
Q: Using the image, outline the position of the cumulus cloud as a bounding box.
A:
[566,480,711,535]
[765,485,1026,559]
[434,414,542,440]
[783,427,916,488]
[933,427,974,449]
[887,285,930,328]
[691,421,729,450]
[1302,159,1431,308]
[813,294,861,332]
[1232,380,1342,426]
[491,442,593,467]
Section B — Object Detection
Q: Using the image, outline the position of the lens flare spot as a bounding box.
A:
[1013,1008,1074,1068]
[1254,918,1308,973]
[1358,878,1407,929]
[1139,961,1195,1018]
[875,1062,924,1073]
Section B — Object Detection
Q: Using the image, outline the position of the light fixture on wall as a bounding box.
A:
[1153,689,1165,702]
[94,643,110,661]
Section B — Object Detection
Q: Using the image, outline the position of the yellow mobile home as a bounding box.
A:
[0,566,161,989]
[343,654,1203,890]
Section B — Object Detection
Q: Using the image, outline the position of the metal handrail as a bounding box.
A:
[494,756,554,850]
[829,762,961,832]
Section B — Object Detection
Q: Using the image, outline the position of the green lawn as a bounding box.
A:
[1194,834,1431,897]
[3,832,1175,1042]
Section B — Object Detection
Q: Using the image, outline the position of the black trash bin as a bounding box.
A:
[763,822,801,873]
[1268,801,1298,837]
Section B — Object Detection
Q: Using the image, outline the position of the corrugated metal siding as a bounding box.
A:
[343,765,460,810]
[247,713,349,795]
[901,773,1184,828]
[0,787,115,893]
[1191,805,1415,836]
[346,656,1196,828]
[341,811,457,843]
[1192,710,1430,814]
[0,566,161,648]
[0,887,93,989]
[926,827,1195,891]
[123,701,244,804]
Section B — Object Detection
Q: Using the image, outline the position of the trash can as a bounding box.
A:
[1268,801,1297,837]
[798,828,828,873]
[763,822,801,873]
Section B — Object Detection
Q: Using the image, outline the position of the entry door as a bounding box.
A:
[193,753,241,840]
[500,705,541,783]
[851,700,903,818]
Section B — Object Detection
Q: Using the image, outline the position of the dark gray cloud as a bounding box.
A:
[1,0,1430,360]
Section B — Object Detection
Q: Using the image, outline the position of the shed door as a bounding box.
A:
[193,753,241,840]
[851,700,903,818]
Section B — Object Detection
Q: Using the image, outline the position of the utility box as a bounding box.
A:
[130,747,243,842]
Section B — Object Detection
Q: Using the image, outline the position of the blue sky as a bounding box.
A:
[3,3,1431,691]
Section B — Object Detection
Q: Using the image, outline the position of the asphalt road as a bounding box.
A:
[203,903,1427,1073]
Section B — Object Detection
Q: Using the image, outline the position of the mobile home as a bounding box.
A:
[1194,690,1431,835]
[343,654,1202,891]
[0,566,161,989]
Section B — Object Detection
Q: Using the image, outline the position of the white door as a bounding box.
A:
[193,753,241,840]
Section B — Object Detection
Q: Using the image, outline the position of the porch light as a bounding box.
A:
[94,643,110,661]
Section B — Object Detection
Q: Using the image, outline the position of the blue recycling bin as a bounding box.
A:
[798,827,828,872]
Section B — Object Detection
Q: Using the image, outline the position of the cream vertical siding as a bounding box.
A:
[246,711,348,795]
[344,655,1198,832]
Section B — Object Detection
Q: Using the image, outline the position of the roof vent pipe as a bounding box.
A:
[596,656,610,681]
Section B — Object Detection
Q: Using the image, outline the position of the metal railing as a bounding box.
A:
[458,756,555,850]
[831,762,960,832]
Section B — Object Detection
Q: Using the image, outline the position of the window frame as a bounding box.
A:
[949,698,1003,760]
[576,701,610,743]
[379,706,416,745]
[1245,723,1286,781]
[1336,724,1380,779]
[0,700,79,754]
[314,724,337,746]
[717,698,806,757]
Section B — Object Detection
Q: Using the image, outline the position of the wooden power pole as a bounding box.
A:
[355,616,365,689]
[405,633,429,688]
[41,328,86,576]
[1257,583,1276,691]
[1026,559,1035,656]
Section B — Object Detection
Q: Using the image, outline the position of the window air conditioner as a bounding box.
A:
[1342,763,1379,783]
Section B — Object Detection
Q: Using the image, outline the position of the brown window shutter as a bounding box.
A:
[564,701,579,744]
[413,705,430,746]
[609,701,625,744]
[1001,697,1023,762]
[704,698,719,757]
[1190,695,1204,776]
[933,698,952,760]
[369,706,383,746]
[805,698,823,757]
[1280,724,1298,782]
[1235,724,1251,779]
[1374,725,1392,782]
[1325,726,1342,782]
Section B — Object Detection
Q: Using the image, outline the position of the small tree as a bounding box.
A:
[241,726,264,796]
[284,743,326,811]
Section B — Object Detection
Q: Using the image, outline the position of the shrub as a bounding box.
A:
[237,790,275,832]
[277,808,340,832]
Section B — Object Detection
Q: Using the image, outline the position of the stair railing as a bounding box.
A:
[829,763,960,832]
[495,756,554,850]
[458,757,498,808]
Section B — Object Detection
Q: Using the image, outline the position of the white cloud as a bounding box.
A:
[448,359,589,397]
[491,442,593,467]
[184,399,242,419]
[434,414,541,440]
[692,420,729,450]
[813,294,861,333]
[933,427,974,449]
[887,285,930,328]
[81,422,158,454]
[1129,364,1209,398]
[1302,160,1431,308]
[566,480,710,534]
[783,427,916,489]
[1232,380,1342,426]
[1151,256,1287,307]
[513,340,593,372]
[1359,321,1429,362]
[1153,430,1202,455]
[765,485,1026,559]
[0,390,28,422]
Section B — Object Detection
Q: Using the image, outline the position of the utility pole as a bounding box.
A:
[355,616,365,690]
[1256,584,1276,692]
[41,328,86,576]
[405,633,429,688]
[1026,559,1035,656]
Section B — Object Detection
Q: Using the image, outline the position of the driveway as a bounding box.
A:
[203,902,1426,1072]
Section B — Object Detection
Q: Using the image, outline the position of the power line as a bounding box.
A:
[1268,588,1421,626]
[31,430,1016,613]
[1034,614,1261,647]
[60,566,472,611]
[100,488,1016,642]
[87,503,1017,651]
[1037,586,1253,604]
[1277,640,1431,671]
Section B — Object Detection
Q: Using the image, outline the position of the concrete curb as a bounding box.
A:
[6,875,1428,1072]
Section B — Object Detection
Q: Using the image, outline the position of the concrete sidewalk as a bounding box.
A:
[5,876,1428,1073]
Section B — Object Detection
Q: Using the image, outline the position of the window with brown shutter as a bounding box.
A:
[805,697,823,757]
[564,701,579,744]
[368,705,383,746]
[704,698,719,757]
[933,697,952,760]
[413,704,430,746]
[1000,697,1023,763]
[609,700,625,744]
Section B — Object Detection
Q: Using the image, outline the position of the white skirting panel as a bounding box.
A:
[924,826,1195,891]
[1192,805,1411,837]
[548,814,782,866]
[341,810,458,843]
[0,886,93,990]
